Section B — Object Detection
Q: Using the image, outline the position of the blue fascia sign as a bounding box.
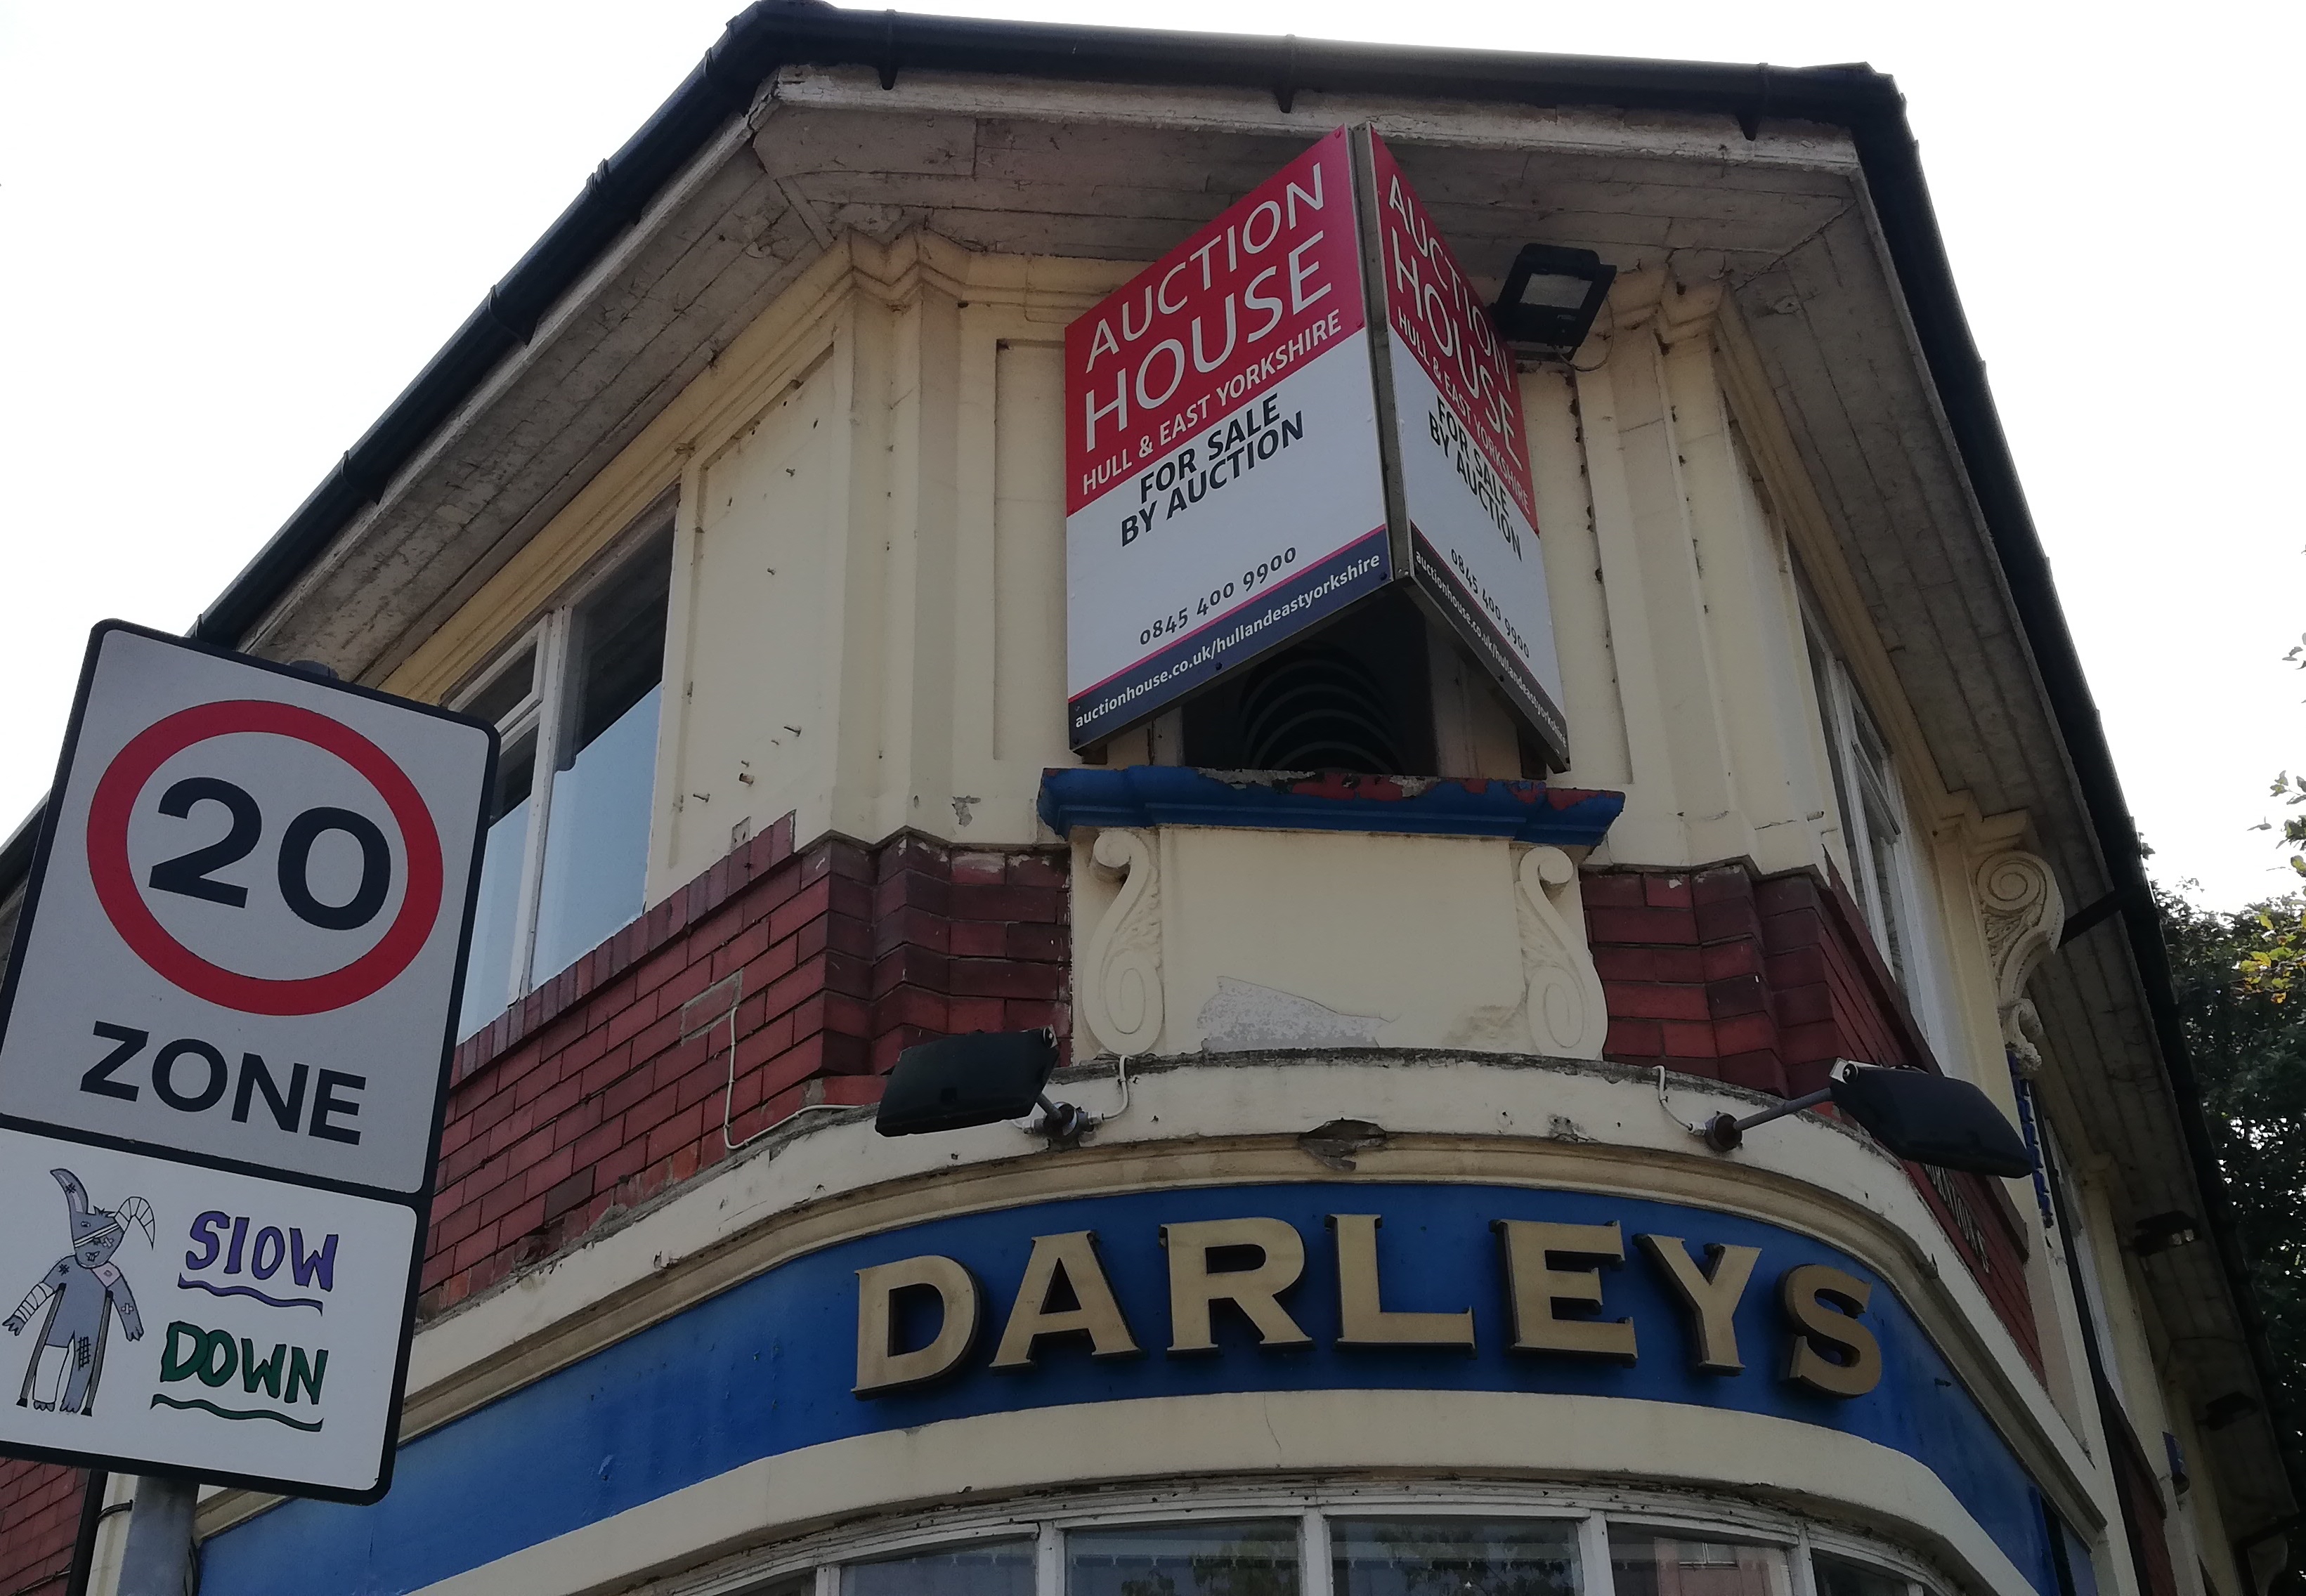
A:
[204,1182,2069,1596]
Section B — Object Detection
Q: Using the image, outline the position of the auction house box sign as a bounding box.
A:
[1064,126,1572,763]
[0,622,493,1503]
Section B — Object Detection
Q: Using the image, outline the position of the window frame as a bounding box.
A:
[1794,589,1961,1059]
[449,517,674,1034]
[1802,607,1911,976]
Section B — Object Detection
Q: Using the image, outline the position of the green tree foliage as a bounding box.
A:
[2243,772,2306,1000]
[2161,886,2306,1412]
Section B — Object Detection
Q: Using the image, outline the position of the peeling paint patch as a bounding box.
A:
[1199,977,1386,1052]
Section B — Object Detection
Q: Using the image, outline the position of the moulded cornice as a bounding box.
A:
[187,1054,2105,1546]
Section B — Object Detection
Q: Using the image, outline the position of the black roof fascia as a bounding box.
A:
[186,3,1896,651]
[1851,109,2305,1501]
[8,0,2295,1516]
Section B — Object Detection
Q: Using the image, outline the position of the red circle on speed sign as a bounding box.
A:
[85,699,446,1016]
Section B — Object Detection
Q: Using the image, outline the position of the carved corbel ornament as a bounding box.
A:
[1596,268,1722,349]
[1657,281,1727,348]
[1974,849,2064,1077]
[1079,828,1164,1057]
[1516,846,1610,1059]
[1604,266,1671,334]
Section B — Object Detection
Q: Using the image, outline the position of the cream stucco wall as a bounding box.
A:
[377,234,2047,1118]
[383,235,1130,896]
[378,237,2036,1101]
[351,228,2216,1596]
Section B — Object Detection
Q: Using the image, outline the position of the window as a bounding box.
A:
[1609,1529,1786,1596]
[1811,1553,1922,1596]
[847,1541,1036,1596]
[1802,620,1913,986]
[455,530,674,1038]
[1070,1521,1300,1596]
[715,1496,1953,1596]
[1335,1517,1581,1596]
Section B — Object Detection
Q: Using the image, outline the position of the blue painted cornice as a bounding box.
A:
[1037,766,1624,846]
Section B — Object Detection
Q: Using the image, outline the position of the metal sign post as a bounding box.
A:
[115,1474,195,1596]
[0,621,493,1536]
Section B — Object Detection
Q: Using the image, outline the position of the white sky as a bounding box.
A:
[2,0,2299,909]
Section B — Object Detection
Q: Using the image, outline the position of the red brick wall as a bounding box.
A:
[0,835,2049,1550]
[1587,860,2043,1371]
[0,820,1071,1571]
[422,818,1069,1316]
[0,1459,82,1596]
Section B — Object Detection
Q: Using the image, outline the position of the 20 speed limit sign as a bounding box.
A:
[0,622,495,1198]
[0,623,491,1501]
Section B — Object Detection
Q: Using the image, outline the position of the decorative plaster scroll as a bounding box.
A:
[1974,850,2063,1077]
[1079,829,1163,1057]
[1516,846,1610,1059]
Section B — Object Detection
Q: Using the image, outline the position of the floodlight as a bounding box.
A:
[1699,1061,2034,1178]
[2131,1211,2200,1255]
[2203,1392,2260,1430]
[1491,244,1617,352]
[875,1029,1057,1137]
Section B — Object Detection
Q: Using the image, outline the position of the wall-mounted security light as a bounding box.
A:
[1698,1060,2035,1179]
[874,1028,1100,1142]
[2130,1210,2200,1255]
[1491,244,1617,353]
[2203,1392,2261,1430]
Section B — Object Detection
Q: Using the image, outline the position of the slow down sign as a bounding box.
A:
[0,620,493,1501]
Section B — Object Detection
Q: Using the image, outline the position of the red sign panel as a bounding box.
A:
[1369,134,1539,532]
[1065,128,1369,518]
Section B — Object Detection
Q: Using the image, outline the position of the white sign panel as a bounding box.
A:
[1062,129,1576,764]
[0,1126,419,1497]
[1367,132,1571,764]
[0,623,493,1196]
[1064,127,1392,748]
[0,621,491,1503]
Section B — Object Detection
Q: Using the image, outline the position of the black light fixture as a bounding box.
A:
[2203,1392,2261,1431]
[2131,1211,2201,1255]
[1491,244,1617,353]
[874,1028,1096,1140]
[1700,1060,2035,1179]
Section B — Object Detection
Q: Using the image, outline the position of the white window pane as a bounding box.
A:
[1068,1521,1301,1596]
[532,681,661,983]
[846,1541,1036,1596]
[1810,1555,1910,1596]
[1334,1517,1581,1596]
[465,644,536,728]
[530,537,670,985]
[457,729,536,1038]
[1608,1529,1784,1596]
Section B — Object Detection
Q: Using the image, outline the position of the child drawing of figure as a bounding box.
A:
[5,1169,152,1416]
